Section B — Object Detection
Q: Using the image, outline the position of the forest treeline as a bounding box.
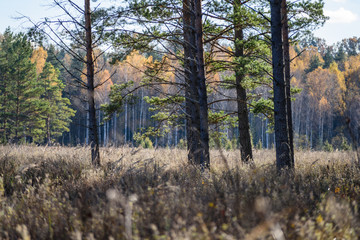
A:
[0,0,359,169]
[0,29,358,151]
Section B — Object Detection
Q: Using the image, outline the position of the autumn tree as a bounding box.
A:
[30,0,114,165]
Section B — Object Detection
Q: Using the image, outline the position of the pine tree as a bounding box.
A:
[323,47,334,69]
[0,29,14,142]
[2,32,45,143]
[206,0,270,163]
[270,0,292,170]
[39,63,75,144]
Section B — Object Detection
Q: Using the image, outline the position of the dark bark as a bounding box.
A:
[270,0,292,170]
[281,0,294,166]
[234,2,253,163]
[85,0,100,166]
[183,0,210,169]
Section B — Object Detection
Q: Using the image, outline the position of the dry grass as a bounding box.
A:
[0,145,359,239]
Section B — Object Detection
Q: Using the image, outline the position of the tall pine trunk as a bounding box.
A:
[183,0,210,168]
[85,0,100,166]
[281,0,294,166]
[270,0,292,170]
[234,3,253,162]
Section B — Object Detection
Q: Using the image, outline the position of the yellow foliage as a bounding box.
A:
[329,62,346,92]
[319,96,329,109]
[31,47,48,74]
[316,214,323,224]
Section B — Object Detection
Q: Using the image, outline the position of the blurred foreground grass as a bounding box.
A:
[0,145,359,239]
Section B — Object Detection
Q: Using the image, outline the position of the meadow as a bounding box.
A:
[0,145,359,239]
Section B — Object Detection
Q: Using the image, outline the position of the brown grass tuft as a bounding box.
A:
[0,145,359,239]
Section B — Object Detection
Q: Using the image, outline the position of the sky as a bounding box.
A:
[0,0,359,45]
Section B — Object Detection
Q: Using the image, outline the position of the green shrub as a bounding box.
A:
[141,137,153,149]
[323,140,334,152]
[225,139,232,151]
[340,137,351,151]
[231,137,239,149]
[178,139,187,149]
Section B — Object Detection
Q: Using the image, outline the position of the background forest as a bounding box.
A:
[0,29,358,152]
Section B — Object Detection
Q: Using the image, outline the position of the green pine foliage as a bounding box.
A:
[0,29,42,143]
[0,29,74,144]
[39,63,75,143]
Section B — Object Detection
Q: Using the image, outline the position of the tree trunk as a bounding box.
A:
[183,0,210,168]
[270,0,292,170]
[77,117,81,144]
[295,97,302,146]
[175,126,178,146]
[310,108,314,149]
[86,103,89,145]
[125,103,128,143]
[306,104,310,147]
[266,118,269,149]
[140,89,144,130]
[114,113,117,146]
[85,0,100,166]
[234,18,253,162]
[98,110,101,146]
[281,0,294,165]
[132,104,135,145]
[103,114,107,147]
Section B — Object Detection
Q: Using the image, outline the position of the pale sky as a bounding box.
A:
[314,0,360,44]
[0,0,359,45]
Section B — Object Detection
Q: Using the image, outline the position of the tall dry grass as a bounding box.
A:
[0,145,359,239]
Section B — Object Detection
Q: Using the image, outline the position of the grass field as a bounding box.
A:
[0,145,359,239]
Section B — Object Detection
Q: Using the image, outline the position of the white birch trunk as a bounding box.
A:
[132,105,135,145]
[125,103,128,143]
[98,110,101,146]
[266,118,269,149]
[86,104,89,145]
[114,113,117,146]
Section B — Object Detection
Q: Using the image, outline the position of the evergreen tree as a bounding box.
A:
[0,29,15,142]
[205,0,270,163]
[39,63,75,144]
[335,46,346,63]
[0,29,74,144]
[270,0,292,170]
[323,47,334,69]
[2,32,45,143]
[305,55,323,73]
